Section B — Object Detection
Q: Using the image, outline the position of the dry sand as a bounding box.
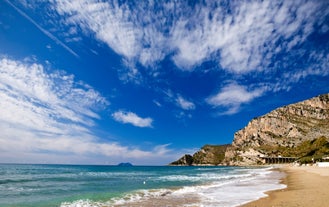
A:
[241,165,329,207]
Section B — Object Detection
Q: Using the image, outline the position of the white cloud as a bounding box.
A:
[160,90,196,118]
[176,95,195,110]
[49,0,327,75]
[283,51,329,84]
[118,59,143,84]
[112,110,153,128]
[51,0,144,60]
[170,1,327,73]
[153,100,162,107]
[0,58,105,127]
[206,82,265,115]
[0,57,178,164]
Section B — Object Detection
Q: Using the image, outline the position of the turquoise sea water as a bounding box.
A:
[0,164,285,207]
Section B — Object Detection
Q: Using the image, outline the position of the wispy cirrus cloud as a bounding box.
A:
[0,58,106,127]
[0,57,180,164]
[172,0,328,73]
[16,0,329,115]
[283,51,329,84]
[176,95,195,111]
[112,110,153,128]
[206,82,265,115]
[45,0,329,111]
[48,0,328,74]
[161,89,195,112]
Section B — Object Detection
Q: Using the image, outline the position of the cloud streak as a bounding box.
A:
[11,0,329,117]
[207,82,265,115]
[49,0,328,74]
[46,0,329,111]
[5,0,79,58]
[112,110,153,128]
[176,95,195,110]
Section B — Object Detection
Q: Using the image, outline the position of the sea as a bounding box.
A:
[0,164,286,207]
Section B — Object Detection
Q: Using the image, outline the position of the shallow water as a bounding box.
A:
[0,164,285,207]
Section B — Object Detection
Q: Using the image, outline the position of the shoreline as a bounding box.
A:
[110,166,285,207]
[241,165,329,207]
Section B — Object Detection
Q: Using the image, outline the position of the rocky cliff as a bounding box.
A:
[170,145,230,166]
[224,93,329,165]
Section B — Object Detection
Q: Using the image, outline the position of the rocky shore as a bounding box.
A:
[171,93,329,166]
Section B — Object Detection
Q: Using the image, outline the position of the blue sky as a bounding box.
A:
[0,0,328,165]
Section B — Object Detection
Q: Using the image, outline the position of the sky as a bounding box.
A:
[0,0,328,165]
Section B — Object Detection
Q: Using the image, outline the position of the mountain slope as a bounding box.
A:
[170,144,230,166]
[224,93,329,165]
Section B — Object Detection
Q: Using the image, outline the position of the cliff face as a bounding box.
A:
[192,145,230,165]
[170,154,193,166]
[170,145,230,166]
[170,94,329,166]
[224,94,329,165]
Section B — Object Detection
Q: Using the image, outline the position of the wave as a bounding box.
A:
[61,167,286,207]
[0,178,33,185]
[157,172,252,183]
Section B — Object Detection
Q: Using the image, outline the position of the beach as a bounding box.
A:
[242,165,329,207]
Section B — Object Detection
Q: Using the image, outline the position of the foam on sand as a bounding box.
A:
[61,167,286,207]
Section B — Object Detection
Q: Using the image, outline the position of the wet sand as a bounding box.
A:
[112,191,201,207]
[241,165,329,207]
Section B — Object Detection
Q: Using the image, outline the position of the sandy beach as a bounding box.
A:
[241,165,329,207]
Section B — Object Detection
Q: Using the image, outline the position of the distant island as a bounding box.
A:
[117,162,133,167]
[171,93,329,166]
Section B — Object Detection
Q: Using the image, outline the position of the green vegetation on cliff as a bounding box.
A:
[172,94,329,166]
[193,145,230,165]
[225,93,329,165]
[258,136,329,163]
[170,154,193,166]
[170,144,230,166]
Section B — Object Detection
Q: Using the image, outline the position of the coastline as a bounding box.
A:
[6,164,328,207]
[241,165,329,207]
[110,166,286,207]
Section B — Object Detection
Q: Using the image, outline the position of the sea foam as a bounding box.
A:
[61,167,286,207]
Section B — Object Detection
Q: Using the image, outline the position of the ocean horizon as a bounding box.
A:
[0,164,285,207]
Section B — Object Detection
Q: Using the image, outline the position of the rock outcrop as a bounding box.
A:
[170,154,194,166]
[224,93,329,165]
[170,145,230,166]
[170,94,329,166]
